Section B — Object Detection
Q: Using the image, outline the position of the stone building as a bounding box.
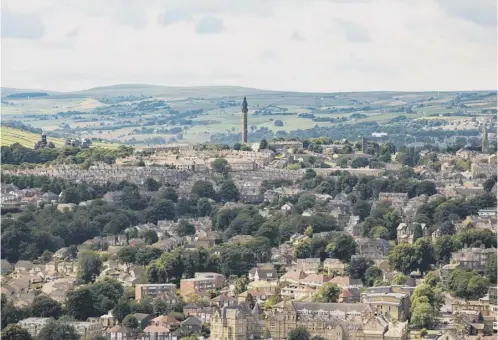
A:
[210,301,408,340]
[296,258,321,274]
[450,245,496,272]
[396,223,429,244]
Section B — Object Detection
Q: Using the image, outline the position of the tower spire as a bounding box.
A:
[241,97,248,144]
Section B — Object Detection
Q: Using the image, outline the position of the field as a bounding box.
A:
[0,126,121,149]
[1,85,496,147]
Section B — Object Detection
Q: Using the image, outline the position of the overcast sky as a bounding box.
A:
[1,0,497,92]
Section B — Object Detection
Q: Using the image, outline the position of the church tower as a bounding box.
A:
[482,125,489,153]
[242,97,248,144]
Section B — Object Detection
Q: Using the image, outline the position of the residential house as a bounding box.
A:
[356,238,393,260]
[299,273,331,288]
[296,258,321,274]
[14,261,34,273]
[280,202,294,215]
[281,284,315,300]
[396,222,429,244]
[329,276,363,289]
[339,288,361,303]
[133,313,153,329]
[280,270,307,284]
[142,324,178,340]
[40,191,59,203]
[106,325,135,340]
[152,315,181,329]
[323,258,345,276]
[210,294,238,308]
[18,318,52,337]
[451,245,496,272]
[248,263,277,282]
[238,286,279,303]
[179,316,202,334]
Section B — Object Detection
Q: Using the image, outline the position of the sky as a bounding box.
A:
[1,0,497,92]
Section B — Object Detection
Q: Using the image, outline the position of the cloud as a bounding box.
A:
[65,28,79,38]
[291,31,306,42]
[195,15,224,34]
[0,0,496,92]
[1,7,45,39]
[335,19,370,43]
[437,0,497,27]
[157,8,193,26]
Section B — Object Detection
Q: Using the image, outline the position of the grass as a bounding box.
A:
[0,126,121,149]
[1,127,66,147]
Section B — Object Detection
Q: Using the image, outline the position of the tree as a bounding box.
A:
[312,283,341,303]
[197,198,212,217]
[152,298,168,316]
[304,226,313,237]
[348,256,374,280]
[483,178,496,192]
[191,181,215,199]
[288,326,310,340]
[30,295,62,318]
[211,158,229,174]
[135,247,162,267]
[259,139,268,150]
[363,266,383,287]
[263,328,271,339]
[1,324,33,340]
[176,220,196,236]
[411,297,437,329]
[391,273,408,285]
[67,287,95,320]
[352,200,371,221]
[434,235,458,264]
[218,180,240,202]
[158,186,178,203]
[388,243,417,274]
[117,246,138,272]
[77,251,103,283]
[144,199,176,223]
[486,253,497,283]
[145,178,161,192]
[412,224,423,243]
[245,293,255,309]
[37,321,79,340]
[122,315,139,329]
[351,157,369,168]
[142,230,159,245]
[326,233,357,262]
[40,250,53,263]
[113,299,132,322]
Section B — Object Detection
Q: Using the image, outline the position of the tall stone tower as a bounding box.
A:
[482,124,489,153]
[241,96,248,144]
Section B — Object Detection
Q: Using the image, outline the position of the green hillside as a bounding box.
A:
[0,127,121,149]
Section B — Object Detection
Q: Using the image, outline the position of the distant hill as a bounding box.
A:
[70,84,279,99]
[6,92,49,99]
[1,84,280,100]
